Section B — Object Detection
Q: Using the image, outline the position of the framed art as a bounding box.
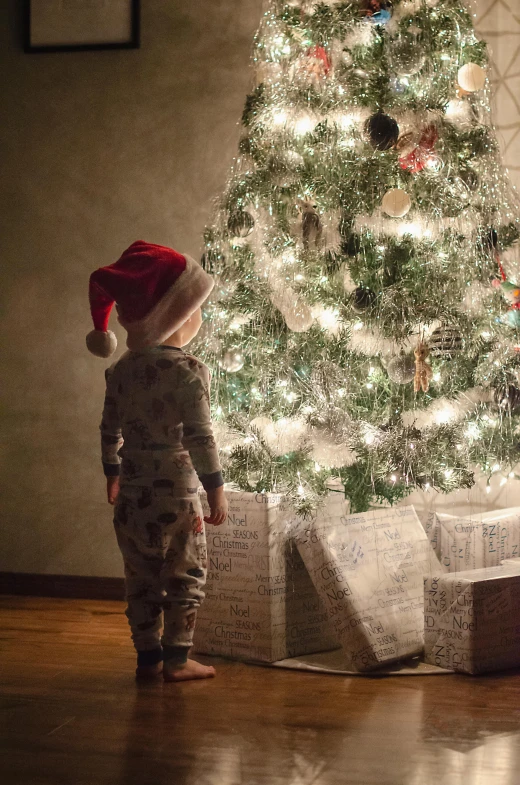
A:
[24,0,140,54]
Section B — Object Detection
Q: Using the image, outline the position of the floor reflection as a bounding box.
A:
[115,666,520,785]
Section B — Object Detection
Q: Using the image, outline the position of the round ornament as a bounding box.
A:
[219,350,245,373]
[457,63,487,93]
[284,301,315,332]
[227,211,255,238]
[387,353,416,384]
[388,39,425,77]
[201,250,225,274]
[382,189,412,218]
[428,327,463,358]
[352,286,376,312]
[365,112,400,151]
[495,384,520,413]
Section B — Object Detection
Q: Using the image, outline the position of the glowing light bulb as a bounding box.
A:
[272,109,287,126]
[294,114,314,136]
[492,464,501,473]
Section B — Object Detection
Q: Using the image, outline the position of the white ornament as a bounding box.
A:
[284,303,315,333]
[457,63,486,93]
[219,350,244,373]
[382,189,412,218]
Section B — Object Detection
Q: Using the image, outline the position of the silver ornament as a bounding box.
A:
[387,353,416,384]
[219,350,245,373]
[227,211,255,238]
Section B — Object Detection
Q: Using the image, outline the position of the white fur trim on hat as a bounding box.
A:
[117,254,214,351]
[86,330,118,358]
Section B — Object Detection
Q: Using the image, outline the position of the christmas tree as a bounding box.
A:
[195,0,520,515]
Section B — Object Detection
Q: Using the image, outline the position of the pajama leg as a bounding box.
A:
[114,493,168,653]
[161,499,207,654]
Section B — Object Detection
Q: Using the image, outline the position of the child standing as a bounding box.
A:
[86,240,228,682]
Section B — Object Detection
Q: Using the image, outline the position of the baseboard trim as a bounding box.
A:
[0,572,125,601]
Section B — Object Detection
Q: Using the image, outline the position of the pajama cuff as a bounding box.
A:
[163,645,189,665]
[137,647,163,667]
[199,471,224,491]
[103,462,121,477]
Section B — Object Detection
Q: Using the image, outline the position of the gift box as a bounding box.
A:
[193,490,338,663]
[433,507,520,572]
[424,563,520,674]
[296,505,443,672]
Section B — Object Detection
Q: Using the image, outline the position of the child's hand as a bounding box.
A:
[204,486,228,526]
[107,476,120,505]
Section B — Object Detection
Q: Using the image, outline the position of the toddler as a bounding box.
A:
[86,240,228,681]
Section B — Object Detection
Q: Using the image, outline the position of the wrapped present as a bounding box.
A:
[421,511,442,561]
[193,490,338,663]
[296,506,443,672]
[424,563,520,674]
[434,507,520,572]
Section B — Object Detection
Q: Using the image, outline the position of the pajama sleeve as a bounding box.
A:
[100,365,124,477]
[177,358,223,491]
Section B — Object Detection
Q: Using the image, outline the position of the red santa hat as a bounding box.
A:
[86,240,214,357]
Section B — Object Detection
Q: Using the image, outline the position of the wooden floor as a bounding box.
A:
[2,597,520,785]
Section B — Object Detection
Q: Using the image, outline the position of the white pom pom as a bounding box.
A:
[86,330,117,358]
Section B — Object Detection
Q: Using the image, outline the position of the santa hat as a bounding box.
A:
[86,240,214,357]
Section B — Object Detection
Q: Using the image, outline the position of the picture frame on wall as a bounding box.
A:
[24,0,140,54]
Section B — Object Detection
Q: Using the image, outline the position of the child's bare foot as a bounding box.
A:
[163,658,216,682]
[135,662,163,680]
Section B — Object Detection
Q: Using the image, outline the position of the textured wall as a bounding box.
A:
[476,0,520,191]
[0,0,519,578]
[0,0,263,577]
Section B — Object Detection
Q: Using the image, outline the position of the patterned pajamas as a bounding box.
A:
[114,487,207,652]
[100,346,223,659]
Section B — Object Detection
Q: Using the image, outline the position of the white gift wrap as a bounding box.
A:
[424,563,520,674]
[193,490,337,663]
[296,506,443,672]
[421,511,442,561]
[434,507,520,572]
